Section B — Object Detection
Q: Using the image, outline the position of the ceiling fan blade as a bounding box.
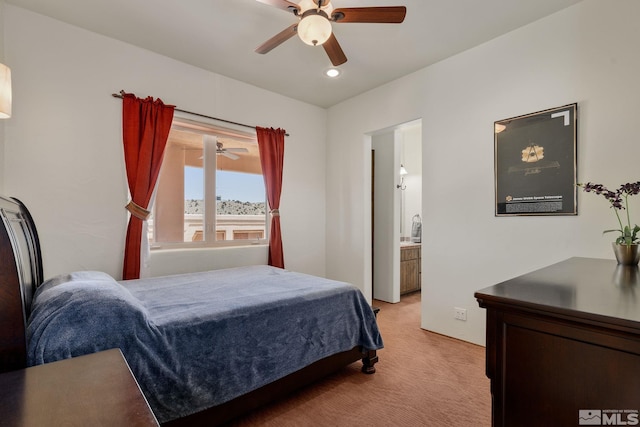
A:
[221,151,240,160]
[255,23,298,54]
[323,33,347,66]
[225,148,249,153]
[332,6,407,23]
[255,0,300,13]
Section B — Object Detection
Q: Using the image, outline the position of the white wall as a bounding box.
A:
[326,0,640,345]
[2,5,327,280]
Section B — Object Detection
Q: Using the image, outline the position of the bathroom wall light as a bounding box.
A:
[397,164,408,190]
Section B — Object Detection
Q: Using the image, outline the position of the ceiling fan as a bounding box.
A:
[255,0,407,66]
[216,142,248,160]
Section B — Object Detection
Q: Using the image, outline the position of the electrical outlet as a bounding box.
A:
[454,307,467,321]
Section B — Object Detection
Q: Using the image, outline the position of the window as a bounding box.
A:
[150,117,267,248]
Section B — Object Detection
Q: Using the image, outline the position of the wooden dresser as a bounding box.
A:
[400,243,421,294]
[475,257,640,427]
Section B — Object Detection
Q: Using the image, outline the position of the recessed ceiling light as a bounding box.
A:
[325,68,341,78]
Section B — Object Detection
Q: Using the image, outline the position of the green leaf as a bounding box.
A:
[632,225,640,243]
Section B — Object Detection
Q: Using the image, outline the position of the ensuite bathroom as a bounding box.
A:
[371,120,422,305]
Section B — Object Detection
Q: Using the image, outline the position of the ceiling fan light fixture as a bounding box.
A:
[255,0,406,65]
[297,11,332,46]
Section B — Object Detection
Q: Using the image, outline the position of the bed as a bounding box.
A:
[0,195,383,425]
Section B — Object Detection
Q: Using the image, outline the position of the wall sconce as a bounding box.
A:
[397,164,408,190]
[0,63,12,119]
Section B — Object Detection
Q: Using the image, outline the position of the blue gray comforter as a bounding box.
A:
[27,265,383,422]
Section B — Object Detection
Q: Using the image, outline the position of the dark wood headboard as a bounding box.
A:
[0,196,43,373]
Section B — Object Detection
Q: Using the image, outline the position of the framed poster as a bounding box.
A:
[494,103,577,216]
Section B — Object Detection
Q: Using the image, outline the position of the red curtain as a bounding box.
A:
[256,126,286,268]
[121,92,174,279]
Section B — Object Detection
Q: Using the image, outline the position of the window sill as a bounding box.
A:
[150,241,267,251]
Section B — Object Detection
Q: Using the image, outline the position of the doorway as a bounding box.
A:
[370,120,422,304]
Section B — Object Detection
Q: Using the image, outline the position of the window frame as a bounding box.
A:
[149,116,269,250]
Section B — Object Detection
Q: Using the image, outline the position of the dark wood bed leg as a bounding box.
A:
[361,349,378,374]
[360,305,380,374]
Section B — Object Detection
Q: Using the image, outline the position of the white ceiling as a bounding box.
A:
[5,0,582,108]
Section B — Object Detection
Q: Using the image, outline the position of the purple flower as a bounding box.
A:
[578,181,640,245]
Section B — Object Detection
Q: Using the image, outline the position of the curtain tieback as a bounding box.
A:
[126,200,151,221]
[270,209,280,217]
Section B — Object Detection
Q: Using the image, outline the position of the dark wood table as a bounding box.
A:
[475,257,640,427]
[0,348,159,426]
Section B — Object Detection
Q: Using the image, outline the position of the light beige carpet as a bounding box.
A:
[230,292,491,426]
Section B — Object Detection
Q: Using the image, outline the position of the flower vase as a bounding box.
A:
[612,243,640,266]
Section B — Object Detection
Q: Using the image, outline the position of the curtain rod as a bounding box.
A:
[111,92,289,136]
